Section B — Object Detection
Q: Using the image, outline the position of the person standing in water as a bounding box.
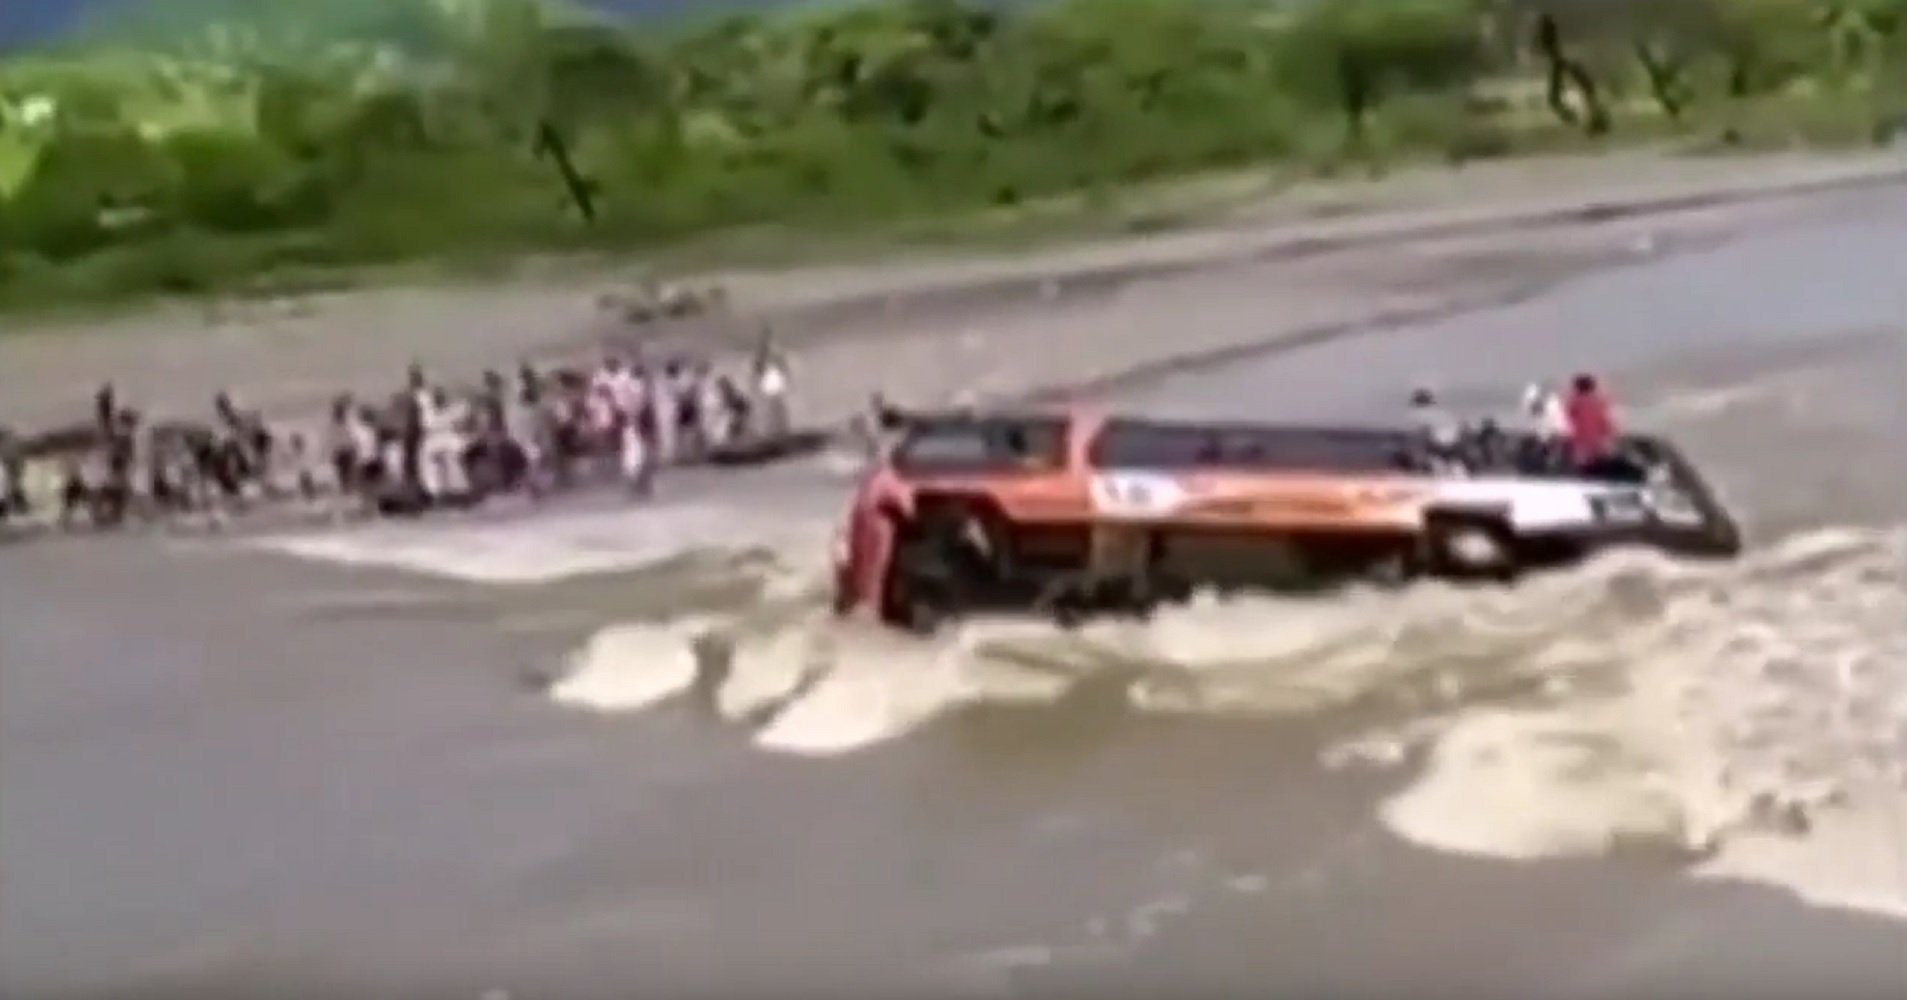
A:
[0,425,24,520]
[397,363,430,502]
[694,361,729,451]
[606,357,653,497]
[417,386,468,503]
[94,382,118,435]
[508,366,551,498]
[752,327,792,439]
[326,394,380,515]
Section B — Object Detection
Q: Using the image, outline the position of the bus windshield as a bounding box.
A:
[891,416,1067,474]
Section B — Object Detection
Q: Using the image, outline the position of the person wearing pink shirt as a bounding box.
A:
[1563,373,1616,471]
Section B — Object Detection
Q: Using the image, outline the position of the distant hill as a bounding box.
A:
[0,0,789,52]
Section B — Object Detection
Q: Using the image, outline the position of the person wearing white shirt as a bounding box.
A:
[695,365,729,448]
[326,395,378,499]
[1521,382,1572,439]
[418,387,468,501]
[1518,381,1573,472]
[506,378,550,497]
[650,364,681,465]
[753,351,791,438]
[1408,387,1468,476]
[607,365,651,494]
[586,357,627,451]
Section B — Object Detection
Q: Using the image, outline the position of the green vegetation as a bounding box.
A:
[0,0,1903,310]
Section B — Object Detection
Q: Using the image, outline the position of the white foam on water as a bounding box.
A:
[748,621,981,756]
[547,615,730,711]
[1379,708,1688,861]
[551,607,1081,756]
[248,501,833,583]
[1377,525,1907,916]
[712,612,842,722]
[544,521,1907,915]
[538,547,1565,750]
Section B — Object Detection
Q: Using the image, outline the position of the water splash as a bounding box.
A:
[553,524,1896,765]
[1371,526,1907,913]
[549,522,1891,923]
[546,521,1906,912]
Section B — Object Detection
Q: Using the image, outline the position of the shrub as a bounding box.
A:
[161,126,315,231]
[0,0,1895,308]
[7,126,181,258]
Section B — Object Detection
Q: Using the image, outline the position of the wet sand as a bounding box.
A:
[3,179,1906,998]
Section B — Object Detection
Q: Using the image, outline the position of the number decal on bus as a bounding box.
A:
[1089,472,1185,515]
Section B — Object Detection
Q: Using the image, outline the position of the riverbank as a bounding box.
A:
[0,147,1900,433]
[2,0,1904,311]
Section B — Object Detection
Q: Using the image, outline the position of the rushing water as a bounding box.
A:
[6,185,1906,997]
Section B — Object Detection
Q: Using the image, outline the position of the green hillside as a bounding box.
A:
[0,0,1902,311]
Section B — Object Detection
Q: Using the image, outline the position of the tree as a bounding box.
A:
[253,67,353,157]
[1531,9,1610,134]
[1703,0,1826,97]
[533,118,597,223]
[161,125,313,231]
[540,23,662,130]
[9,127,181,258]
[1626,0,1714,120]
[1281,0,1492,144]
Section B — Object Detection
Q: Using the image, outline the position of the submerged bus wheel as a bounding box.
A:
[1446,528,1505,567]
[1426,514,1518,580]
[881,563,946,636]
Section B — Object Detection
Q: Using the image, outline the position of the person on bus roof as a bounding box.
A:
[1408,387,1460,445]
[1408,387,1467,475]
[1520,382,1571,440]
[1563,373,1616,470]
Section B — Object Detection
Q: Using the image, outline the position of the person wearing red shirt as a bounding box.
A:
[1563,373,1615,470]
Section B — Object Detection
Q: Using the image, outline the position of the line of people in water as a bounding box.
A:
[2,359,1628,534]
[0,337,796,531]
[1404,373,1628,479]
